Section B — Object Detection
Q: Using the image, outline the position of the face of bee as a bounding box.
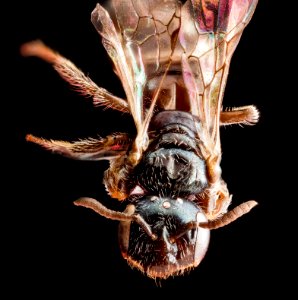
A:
[119,196,210,279]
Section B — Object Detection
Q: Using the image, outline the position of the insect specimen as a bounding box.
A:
[21,0,259,279]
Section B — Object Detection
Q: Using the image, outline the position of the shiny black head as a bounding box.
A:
[119,196,210,279]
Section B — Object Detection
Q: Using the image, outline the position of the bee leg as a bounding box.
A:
[220,105,259,126]
[204,180,232,220]
[74,197,157,240]
[200,200,258,229]
[25,133,130,161]
[20,40,129,112]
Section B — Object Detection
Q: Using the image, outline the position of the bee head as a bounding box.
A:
[118,196,210,279]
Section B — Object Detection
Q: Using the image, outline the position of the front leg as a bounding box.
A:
[103,154,137,201]
[220,105,259,126]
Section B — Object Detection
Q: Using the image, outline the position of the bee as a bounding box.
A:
[21,0,259,279]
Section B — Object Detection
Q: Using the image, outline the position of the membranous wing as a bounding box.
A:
[91,0,258,161]
[91,0,184,161]
[179,0,258,154]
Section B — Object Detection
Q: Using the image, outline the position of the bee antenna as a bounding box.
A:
[74,197,157,240]
[199,200,258,229]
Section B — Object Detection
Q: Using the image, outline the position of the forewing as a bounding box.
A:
[179,0,258,151]
[91,0,258,162]
[91,3,145,134]
[91,1,182,154]
[111,0,181,75]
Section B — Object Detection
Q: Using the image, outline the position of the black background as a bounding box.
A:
[6,0,289,296]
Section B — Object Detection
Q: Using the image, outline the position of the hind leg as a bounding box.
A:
[20,40,129,112]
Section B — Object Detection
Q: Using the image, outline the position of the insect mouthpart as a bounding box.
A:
[119,196,210,279]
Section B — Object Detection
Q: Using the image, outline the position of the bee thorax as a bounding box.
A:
[135,111,208,197]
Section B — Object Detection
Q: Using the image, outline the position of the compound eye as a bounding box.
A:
[193,211,210,265]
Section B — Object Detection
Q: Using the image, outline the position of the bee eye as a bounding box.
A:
[162,201,171,208]
[176,198,184,204]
